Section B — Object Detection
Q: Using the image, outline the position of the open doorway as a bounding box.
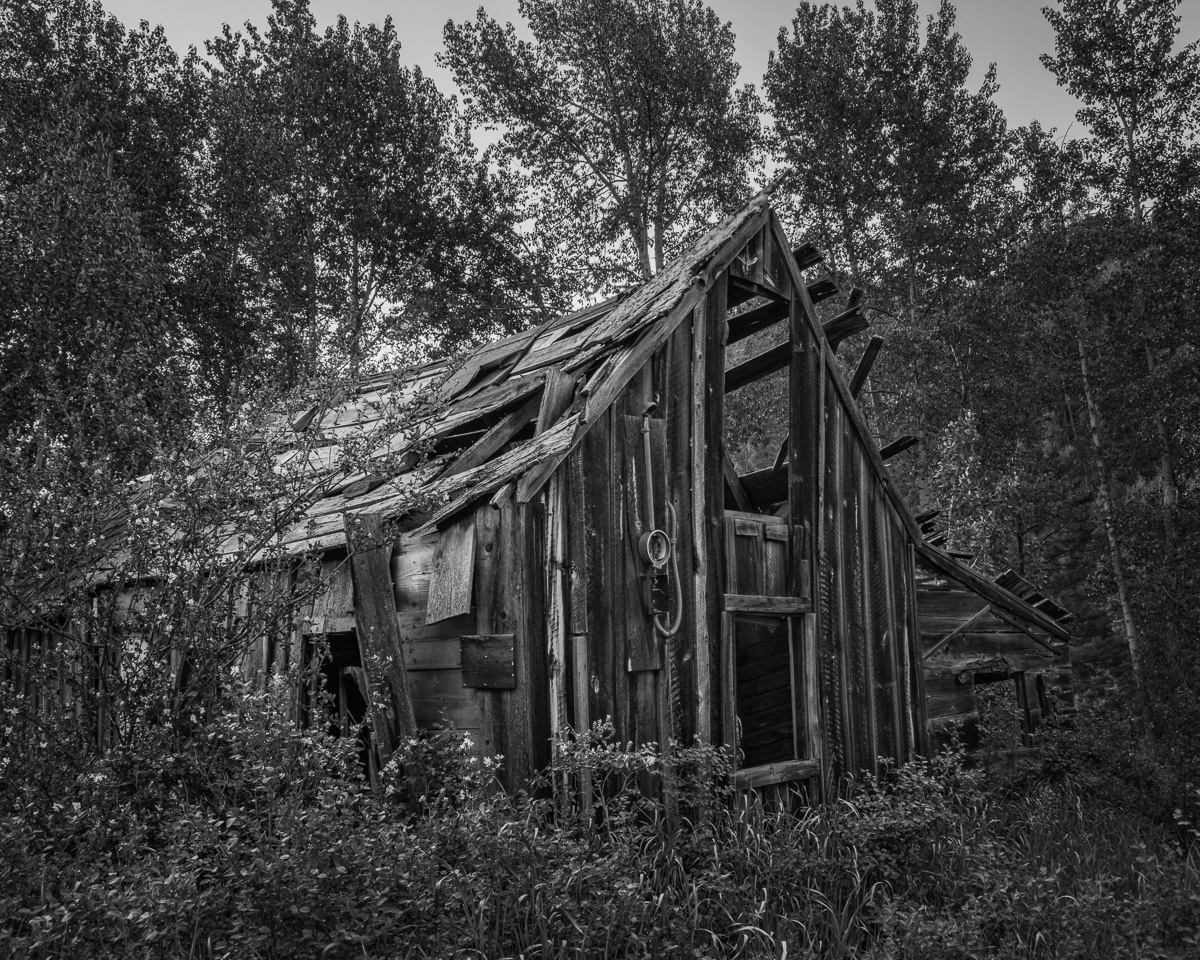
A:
[302,630,373,773]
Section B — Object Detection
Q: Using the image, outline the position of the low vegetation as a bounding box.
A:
[2,677,1196,959]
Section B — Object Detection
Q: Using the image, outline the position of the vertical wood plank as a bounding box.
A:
[721,518,740,758]
[624,368,659,779]
[544,467,569,747]
[567,449,591,742]
[800,612,823,792]
[821,379,848,778]
[583,414,612,736]
[473,500,508,771]
[906,540,930,758]
[345,512,418,763]
[703,273,728,742]
[492,484,534,791]
[869,486,899,766]
[854,448,879,775]
[524,498,552,774]
[690,300,712,744]
[841,427,870,775]
[568,450,590,639]
[623,414,663,672]
[664,319,695,745]
[610,408,631,743]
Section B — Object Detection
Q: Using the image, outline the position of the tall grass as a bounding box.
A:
[1,688,1197,959]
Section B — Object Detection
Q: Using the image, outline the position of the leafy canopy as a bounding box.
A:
[442,0,761,286]
[1042,0,1200,219]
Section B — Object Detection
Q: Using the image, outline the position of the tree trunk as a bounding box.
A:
[1144,344,1180,572]
[348,236,361,379]
[634,216,652,280]
[1077,335,1150,720]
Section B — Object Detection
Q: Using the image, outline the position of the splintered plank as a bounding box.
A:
[442,390,543,480]
[880,436,919,461]
[426,515,477,624]
[849,336,884,399]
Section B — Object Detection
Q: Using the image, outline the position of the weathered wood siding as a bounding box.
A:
[569,317,704,758]
[805,339,923,780]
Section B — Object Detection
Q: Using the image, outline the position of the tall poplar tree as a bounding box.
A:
[441,0,762,288]
[1042,0,1200,221]
[765,0,1014,512]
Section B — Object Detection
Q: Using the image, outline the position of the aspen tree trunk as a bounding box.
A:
[906,255,933,511]
[1143,344,1181,573]
[634,218,652,279]
[1077,335,1150,720]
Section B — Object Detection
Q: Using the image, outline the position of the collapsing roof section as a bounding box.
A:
[245,192,1067,644]
[258,193,773,555]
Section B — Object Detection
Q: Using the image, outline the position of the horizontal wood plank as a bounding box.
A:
[734,758,821,790]
[724,341,791,392]
[722,595,811,614]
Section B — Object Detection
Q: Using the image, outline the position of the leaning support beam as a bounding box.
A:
[772,434,789,474]
[344,512,418,764]
[724,340,790,392]
[849,335,884,398]
[723,456,751,513]
[989,605,1064,655]
[924,604,992,659]
[880,435,919,461]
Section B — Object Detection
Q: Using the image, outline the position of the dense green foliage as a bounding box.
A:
[442,0,762,287]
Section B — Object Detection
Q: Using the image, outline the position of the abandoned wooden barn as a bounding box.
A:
[5,194,1074,797]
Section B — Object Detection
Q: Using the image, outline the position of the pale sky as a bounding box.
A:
[103,0,1200,139]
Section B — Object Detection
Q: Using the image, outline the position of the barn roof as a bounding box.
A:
[245,192,774,556]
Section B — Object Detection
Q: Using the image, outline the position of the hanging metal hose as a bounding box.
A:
[654,502,683,639]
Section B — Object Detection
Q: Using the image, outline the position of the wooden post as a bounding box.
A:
[703,274,727,742]
[344,512,417,764]
[690,298,712,744]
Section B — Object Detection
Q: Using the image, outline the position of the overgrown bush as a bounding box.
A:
[3,691,1198,959]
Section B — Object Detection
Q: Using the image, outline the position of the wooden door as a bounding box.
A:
[722,512,818,790]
